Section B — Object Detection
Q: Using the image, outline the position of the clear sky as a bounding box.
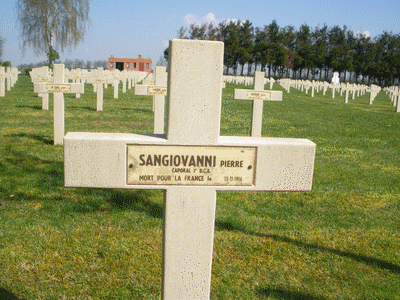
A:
[1,0,399,67]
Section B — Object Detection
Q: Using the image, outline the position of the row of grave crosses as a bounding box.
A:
[278,78,380,104]
[31,57,289,146]
[224,74,276,89]
[31,65,153,144]
[63,39,316,299]
[31,66,150,109]
[0,66,20,97]
[384,85,400,112]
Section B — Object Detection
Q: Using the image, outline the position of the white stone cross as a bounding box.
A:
[113,77,120,99]
[369,85,381,105]
[64,39,315,299]
[72,68,83,98]
[36,66,52,110]
[5,67,12,91]
[92,67,106,111]
[108,70,121,99]
[0,67,6,97]
[269,77,275,89]
[344,83,350,104]
[135,66,167,134]
[34,64,84,145]
[234,71,283,137]
[7,67,19,88]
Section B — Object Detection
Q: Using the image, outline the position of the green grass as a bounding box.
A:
[0,76,399,299]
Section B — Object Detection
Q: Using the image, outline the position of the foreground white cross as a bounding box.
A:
[64,39,316,299]
[234,71,283,137]
[34,64,84,145]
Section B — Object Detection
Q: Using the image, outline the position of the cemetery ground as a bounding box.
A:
[0,76,399,299]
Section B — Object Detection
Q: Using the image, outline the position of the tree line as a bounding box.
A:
[165,20,400,86]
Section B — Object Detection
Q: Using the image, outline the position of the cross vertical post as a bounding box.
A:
[40,66,50,110]
[153,66,167,134]
[53,64,65,145]
[6,67,11,91]
[94,67,104,111]
[34,64,84,145]
[135,66,167,134]
[161,40,223,298]
[0,67,6,97]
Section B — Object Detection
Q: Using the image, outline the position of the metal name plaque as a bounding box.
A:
[93,79,106,84]
[147,86,167,95]
[46,84,71,93]
[38,77,53,83]
[127,145,257,186]
[246,91,271,100]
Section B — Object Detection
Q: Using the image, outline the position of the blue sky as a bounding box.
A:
[1,0,399,67]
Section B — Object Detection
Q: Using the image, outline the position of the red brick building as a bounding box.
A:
[108,55,152,72]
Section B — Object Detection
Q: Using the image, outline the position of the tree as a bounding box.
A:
[164,47,169,62]
[47,48,60,67]
[177,26,188,39]
[219,20,241,75]
[156,56,168,67]
[189,23,207,40]
[16,0,90,68]
[236,20,254,76]
[327,25,353,81]
[312,25,328,80]
[93,60,107,69]
[376,32,400,86]
[296,23,313,79]
[64,58,73,69]
[73,59,85,69]
[1,61,11,68]
[280,25,297,78]
[85,60,92,69]
[254,20,286,78]
[352,33,371,83]
[207,22,219,41]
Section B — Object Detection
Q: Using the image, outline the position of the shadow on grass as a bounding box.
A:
[0,287,23,300]
[2,147,164,218]
[6,133,53,145]
[15,104,42,110]
[108,189,163,219]
[1,149,63,198]
[118,107,152,114]
[215,221,400,274]
[256,287,325,300]
[68,106,97,111]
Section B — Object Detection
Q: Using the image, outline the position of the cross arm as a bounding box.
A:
[64,132,315,192]
[34,83,84,94]
[135,85,167,96]
[234,89,283,101]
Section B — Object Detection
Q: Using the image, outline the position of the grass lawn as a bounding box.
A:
[0,76,399,299]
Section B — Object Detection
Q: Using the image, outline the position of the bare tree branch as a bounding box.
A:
[16,0,91,67]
